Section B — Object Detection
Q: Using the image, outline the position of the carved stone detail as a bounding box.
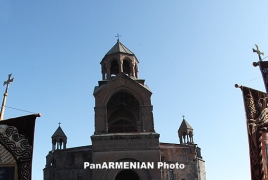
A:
[91,133,160,152]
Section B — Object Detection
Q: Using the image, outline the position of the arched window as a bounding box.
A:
[107,92,139,133]
[123,60,131,76]
[110,60,119,77]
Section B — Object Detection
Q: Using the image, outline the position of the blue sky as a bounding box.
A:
[1,1,268,180]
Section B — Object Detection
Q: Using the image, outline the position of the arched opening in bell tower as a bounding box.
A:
[110,60,119,77]
[123,60,131,76]
[102,64,107,80]
[107,91,139,133]
[115,170,140,180]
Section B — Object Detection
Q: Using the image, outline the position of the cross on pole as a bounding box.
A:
[253,44,264,61]
[115,34,121,41]
[3,74,14,86]
[0,74,14,120]
[182,115,185,119]
[58,122,61,126]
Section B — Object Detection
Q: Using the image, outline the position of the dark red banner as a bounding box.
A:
[258,61,268,96]
[240,86,268,180]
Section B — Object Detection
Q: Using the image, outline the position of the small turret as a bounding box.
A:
[51,123,67,150]
[178,116,194,144]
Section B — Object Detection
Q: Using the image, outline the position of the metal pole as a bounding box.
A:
[0,74,14,120]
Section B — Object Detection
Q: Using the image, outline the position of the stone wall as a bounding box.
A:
[160,143,204,180]
[198,158,206,180]
[43,146,92,180]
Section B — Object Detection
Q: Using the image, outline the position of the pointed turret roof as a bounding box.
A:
[105,39,134,56]
[178,117,194,144]
[179,119,193,131]
[52,125,67,138]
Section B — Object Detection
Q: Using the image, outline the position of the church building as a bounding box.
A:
[43,40,206,180]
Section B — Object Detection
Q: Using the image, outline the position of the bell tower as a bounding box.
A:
[91,40,161,180]
[93,40,156,135]
[100,39,139,80]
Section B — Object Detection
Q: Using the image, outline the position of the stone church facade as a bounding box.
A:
[43,40,206,180]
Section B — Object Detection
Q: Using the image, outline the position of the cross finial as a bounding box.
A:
[115,34,121,41]
[253,44,264,61]
[182,115,185,119]
[0,74,14,120]
[3,74,14,86]
[58,122,61,126]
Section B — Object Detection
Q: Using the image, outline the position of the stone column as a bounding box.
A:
[136,68,139,78]
[106,64,111,79]
[130,63,135,77]
[140,105,154,132]
[101,65,105,80]
[94,107,107,134]
[119,60,123,73]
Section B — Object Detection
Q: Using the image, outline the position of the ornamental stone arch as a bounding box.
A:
[106,56,120,67]
[102,86,145,107]
[94,73,152,107]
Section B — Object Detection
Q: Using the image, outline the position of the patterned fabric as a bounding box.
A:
[0,114,37,180]
[241,86,268,180]
[259,61,268,96]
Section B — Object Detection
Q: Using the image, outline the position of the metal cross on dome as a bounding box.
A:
[115,34,121,41]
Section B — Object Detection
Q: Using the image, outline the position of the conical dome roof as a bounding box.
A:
[179,119,193,131]
[52,126,67,138]
[105,39,134,56]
